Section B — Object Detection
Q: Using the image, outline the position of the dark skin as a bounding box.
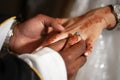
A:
[48,35,87,80]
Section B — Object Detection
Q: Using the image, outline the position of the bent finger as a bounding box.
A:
[63,34,80,50]
[73,56,87,72]
[51,18,65,32]
[36,14,65,32]
[48,38,67,52]
[69,40,86,59]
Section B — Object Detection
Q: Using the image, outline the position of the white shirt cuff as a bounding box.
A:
[0,17,16,50]
[19,47,67,80]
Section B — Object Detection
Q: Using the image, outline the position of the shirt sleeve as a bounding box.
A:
[19,47,67,80]
[0,17,16,50]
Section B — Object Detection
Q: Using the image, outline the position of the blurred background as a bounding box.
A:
[0,0,74,22]
[0,0,120,80]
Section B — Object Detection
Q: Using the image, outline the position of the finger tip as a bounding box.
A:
[57,25,65,32]
[84,52,90,57]
[84,52,88,56]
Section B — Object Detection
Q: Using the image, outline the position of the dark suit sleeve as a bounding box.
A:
[0,53,40,80]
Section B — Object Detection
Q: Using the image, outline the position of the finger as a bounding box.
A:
[67,56,87,80]
[48,38,67,52]
[72,56,87,72]
[69,40,86,59]
[35,14,65,32]
[51,21,65,32]
[45,17,65,32]
[84,42,93,56]
[63,34,80,50]
[55,18,69,25]
[84,37,97,56]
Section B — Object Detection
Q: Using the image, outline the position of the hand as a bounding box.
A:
[41,6,116,55]
[48,35,87,80]
[9,14,64,54]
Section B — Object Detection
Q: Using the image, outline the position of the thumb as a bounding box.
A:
[51,21,65,32]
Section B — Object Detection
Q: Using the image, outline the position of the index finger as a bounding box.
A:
[69,40,86,60]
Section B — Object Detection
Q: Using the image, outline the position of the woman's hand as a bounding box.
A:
[9,14,64,54]
[41,6,116,56]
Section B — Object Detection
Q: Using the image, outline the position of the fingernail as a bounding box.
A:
[84,52,89,56]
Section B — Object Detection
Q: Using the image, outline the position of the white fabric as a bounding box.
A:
[0,17,16,50]
[19,47,67,80]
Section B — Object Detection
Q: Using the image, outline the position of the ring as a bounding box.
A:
[74,31,83,39]
[74,31,81,36]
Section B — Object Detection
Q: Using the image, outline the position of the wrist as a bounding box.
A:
[104,6,116,29]
[108,4,120,30]
[84,6,116,30]
[0,17,19,56]
[95,6,117,29]
[9,24,19,53]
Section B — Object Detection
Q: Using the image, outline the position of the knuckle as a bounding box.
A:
[67,55,73,61]
[66,62,79,78]
[81,56,87,64]
[81,40,86,49]
[68,67,76,76]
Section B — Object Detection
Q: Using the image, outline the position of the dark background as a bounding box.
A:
[0,0,74,22]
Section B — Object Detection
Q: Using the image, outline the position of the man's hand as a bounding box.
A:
[48,35,87,80]
[9,14,64,54]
